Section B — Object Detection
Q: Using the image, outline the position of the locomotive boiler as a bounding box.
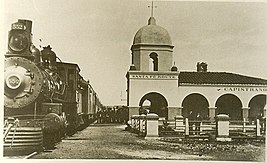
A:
[3,19,101,155]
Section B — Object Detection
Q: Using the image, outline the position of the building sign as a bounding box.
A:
[217,87,267,92]
[130,74,178,80]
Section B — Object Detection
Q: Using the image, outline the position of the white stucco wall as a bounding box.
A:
[128,71,179,107]
[177,85,267,108]
[128,74,267,108]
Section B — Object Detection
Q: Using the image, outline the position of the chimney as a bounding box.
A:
[197,62,208,72]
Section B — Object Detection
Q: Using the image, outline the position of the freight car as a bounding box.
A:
[3,19,102,155]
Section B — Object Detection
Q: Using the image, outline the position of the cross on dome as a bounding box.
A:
[148,1,157,18]
[147,1,157,25]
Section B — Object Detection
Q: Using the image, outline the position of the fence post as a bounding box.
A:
[131,115,137,130]
[200,121,203,133]
[256,119,261,137]
[130,115,134,128]
[175,115,184,131]
[263,117,266,135]
[215,114,231,141]
[145,113,159,139]
[136,115,140,132]
[185,118,189,137]
[243,118,246,133]
[139,114,146,136]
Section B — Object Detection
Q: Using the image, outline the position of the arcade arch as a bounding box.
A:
[139,92,168,118]
[181,93,209,120]
[215,94,242,120]
[248,94,266,120]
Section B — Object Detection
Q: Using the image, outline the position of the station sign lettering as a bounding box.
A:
[130,74,178,80]
[218,87,267,92]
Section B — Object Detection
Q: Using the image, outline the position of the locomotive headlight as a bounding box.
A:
[9,33,28,52]
[6,74,22,90]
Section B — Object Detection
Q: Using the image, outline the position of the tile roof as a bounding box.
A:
[178,71,267,85]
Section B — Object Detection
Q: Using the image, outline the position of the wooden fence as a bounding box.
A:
[130,114,266,141]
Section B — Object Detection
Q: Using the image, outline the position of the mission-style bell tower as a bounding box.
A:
[130,15,174,72]
[126,2,179,120]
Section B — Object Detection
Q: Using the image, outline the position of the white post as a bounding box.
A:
[243,118,246,133]
[185,118,189,137]
[145,113,159,139]
[256,119,261,137]
[175,115,184,131]
[200,121,203,132]
[216,114,231,141]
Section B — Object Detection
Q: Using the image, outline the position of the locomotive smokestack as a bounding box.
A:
[7,19,33,59]
[17,19,32,33]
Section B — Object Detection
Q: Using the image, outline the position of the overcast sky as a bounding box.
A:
[1,0,267,106]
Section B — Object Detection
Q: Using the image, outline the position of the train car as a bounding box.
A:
[79,80,103,129]
[3,19,101,155]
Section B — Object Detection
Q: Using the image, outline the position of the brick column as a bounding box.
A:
[209,107,216,121]
[242,107,250,121]
[168,107,180,120]
[177,107,183,116]
[145,113,159,139]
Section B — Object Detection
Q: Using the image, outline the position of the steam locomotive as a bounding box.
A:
[3,19,103,155]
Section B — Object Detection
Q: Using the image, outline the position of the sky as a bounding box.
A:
[1,0,267,106]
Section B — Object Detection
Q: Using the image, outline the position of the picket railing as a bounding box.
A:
[130,114,265,141]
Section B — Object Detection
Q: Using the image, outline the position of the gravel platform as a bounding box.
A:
[31,123,265,161]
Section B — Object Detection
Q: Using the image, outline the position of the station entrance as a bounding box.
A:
[139,92,168,119]
[182,93,209,120]
[215,94,242,120]
[249,94,266,120]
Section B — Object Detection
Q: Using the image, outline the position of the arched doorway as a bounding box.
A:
[248,94,266,120]
[181,93,209,120]
[139,92,168,118]
[215,94,242,120]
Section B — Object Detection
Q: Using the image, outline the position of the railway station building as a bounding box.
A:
[126,16,267,121]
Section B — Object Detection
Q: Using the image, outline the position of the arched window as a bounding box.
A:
[149,53,158,71]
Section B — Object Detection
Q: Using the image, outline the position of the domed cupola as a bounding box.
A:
[133,17,172,45]
[131,16,174,72]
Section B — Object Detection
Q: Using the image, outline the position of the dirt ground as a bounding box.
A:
[31,123,265,161]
